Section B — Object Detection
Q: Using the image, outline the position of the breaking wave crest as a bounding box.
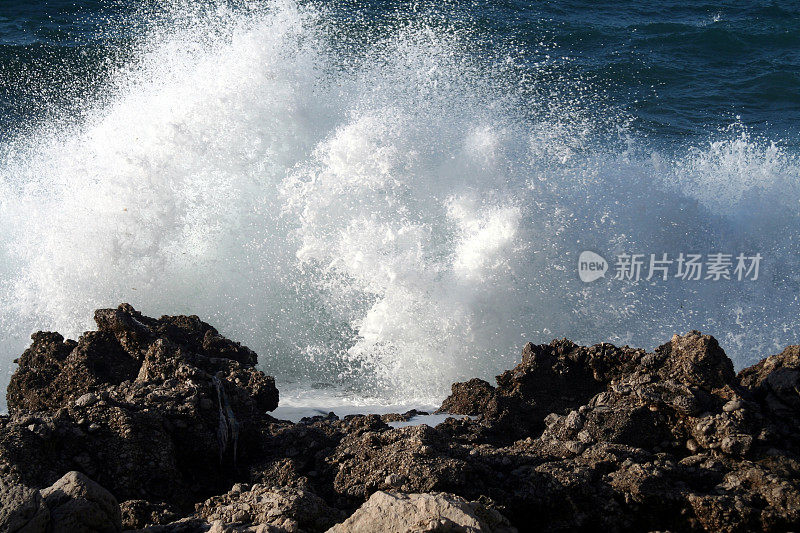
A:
[2,0,799,408]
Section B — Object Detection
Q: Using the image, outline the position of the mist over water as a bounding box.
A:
[1,0,799,410]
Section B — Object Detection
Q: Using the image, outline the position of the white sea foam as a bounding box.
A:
[1,0,799,411]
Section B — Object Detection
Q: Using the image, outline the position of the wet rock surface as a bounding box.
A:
[2,307,799,532]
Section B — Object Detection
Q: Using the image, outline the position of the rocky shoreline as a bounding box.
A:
[1,304,799,532]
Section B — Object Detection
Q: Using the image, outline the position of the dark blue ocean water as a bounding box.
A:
[1,0,799,144]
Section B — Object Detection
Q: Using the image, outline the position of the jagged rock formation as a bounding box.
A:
[2,306,799,532]
[738,345,800,431]
[1,304,278,511]
[434,332,800,531]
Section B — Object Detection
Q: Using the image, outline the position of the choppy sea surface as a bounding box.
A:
[1,0,799,415]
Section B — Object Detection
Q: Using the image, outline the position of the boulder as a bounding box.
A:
[327,491,516,533]
[654,331,735,390]
[41,471,121,533]
[438,379,497,417]
[196,483,340,532]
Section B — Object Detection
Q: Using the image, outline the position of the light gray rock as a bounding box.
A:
[385,474,403,486]
[326,491,517,533]
[722,398,743,413]
[75,393,98,408]
[196,484,339,532]
[563,411,584,432]
[41,471,121,533]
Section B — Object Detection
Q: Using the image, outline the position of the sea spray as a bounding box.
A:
[1,0,799,411]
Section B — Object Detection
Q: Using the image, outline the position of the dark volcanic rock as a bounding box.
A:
[437,338,644,439]
[4,308,800,532]
[439,378,498,416]
[431,331,800,531]
[1,304,278,512]
[739,345,800,426]
[439,332,741,443]
[7,304,272,415]
[119,500,180,531]
[0,474,49,532]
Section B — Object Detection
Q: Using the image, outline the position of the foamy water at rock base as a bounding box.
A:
[1,0,799,410]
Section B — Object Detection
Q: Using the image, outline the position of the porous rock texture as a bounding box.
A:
[326,491,516,533]
[0,474,50,532]
[41,470,122,533]
[2,304,278,512]
[2,306,799,532]
[0,470,120,533]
